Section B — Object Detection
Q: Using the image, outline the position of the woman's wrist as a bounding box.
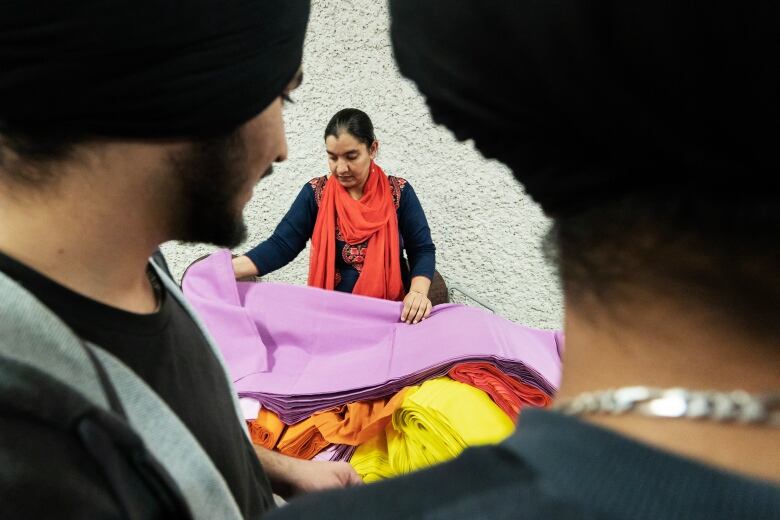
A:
[232,255,260,278]
[408,276,431,298]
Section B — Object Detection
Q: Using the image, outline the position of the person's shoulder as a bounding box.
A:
[306,176,328,205]
[307,175,328,189]
[387,175,409,190]
[150,249,174,280]
[387,176,409,209]
[267,443,589,520]
[0,412,122,516]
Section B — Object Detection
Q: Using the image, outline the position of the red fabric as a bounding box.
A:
[308,162,405,301]
[448,362,553,421]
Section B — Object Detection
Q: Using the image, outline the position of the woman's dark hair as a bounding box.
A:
[323,108,376,148]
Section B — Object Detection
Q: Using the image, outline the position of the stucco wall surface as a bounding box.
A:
[161,0,563,329]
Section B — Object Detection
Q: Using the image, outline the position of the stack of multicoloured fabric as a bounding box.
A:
[183,250,561,479]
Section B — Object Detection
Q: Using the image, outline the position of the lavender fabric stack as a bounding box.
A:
[312,444,357,463]
[183,250,562,424]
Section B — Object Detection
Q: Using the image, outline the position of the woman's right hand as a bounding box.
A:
[232,255,260,279]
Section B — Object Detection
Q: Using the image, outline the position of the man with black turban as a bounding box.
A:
[269,1,780,518]
[0,1,362,518]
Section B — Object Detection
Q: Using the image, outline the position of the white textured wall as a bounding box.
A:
[162,0,563,329]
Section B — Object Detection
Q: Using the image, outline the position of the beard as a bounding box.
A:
[169,129,251,248]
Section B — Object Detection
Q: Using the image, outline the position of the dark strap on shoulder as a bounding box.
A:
[0,354,192,519]
[150,249,174,280]
[82,341,128,418]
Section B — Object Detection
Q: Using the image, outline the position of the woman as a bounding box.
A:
[233,108,436,324]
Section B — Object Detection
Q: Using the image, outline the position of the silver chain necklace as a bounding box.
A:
[553,386,780,426]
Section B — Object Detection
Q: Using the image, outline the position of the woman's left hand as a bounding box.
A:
[401,290,432,324]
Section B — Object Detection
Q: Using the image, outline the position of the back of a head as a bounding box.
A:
[389,0,780,337]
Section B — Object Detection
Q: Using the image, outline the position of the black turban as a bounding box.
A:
[0,0,310,138]
[390,1,778,215]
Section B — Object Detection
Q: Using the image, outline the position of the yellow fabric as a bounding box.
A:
[350,377,515,482]
[387,377,515,474]
[350,432,395,483]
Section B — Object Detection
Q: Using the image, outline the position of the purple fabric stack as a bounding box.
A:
[312,444,358,463]
[183,250,562,424]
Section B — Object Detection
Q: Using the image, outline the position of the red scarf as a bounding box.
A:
[308,162,405,301]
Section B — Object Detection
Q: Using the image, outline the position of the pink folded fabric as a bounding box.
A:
[182,250,562,423]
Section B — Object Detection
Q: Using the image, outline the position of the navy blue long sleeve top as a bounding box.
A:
[244,175,436,294]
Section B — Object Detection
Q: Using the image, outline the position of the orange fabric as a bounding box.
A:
[276,420,331,460]
[249,408,287,449]
[308,162,405,301]
[448,362,553,421]
[250,391,409,459]
[312,389,409,446]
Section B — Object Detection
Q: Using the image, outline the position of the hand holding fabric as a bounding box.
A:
[401,275,432,324]
[255,446,363,498]
[401,290,431,324]
[286,459,364,495]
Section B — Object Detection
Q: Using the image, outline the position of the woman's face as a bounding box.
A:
[326,132,377,190]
